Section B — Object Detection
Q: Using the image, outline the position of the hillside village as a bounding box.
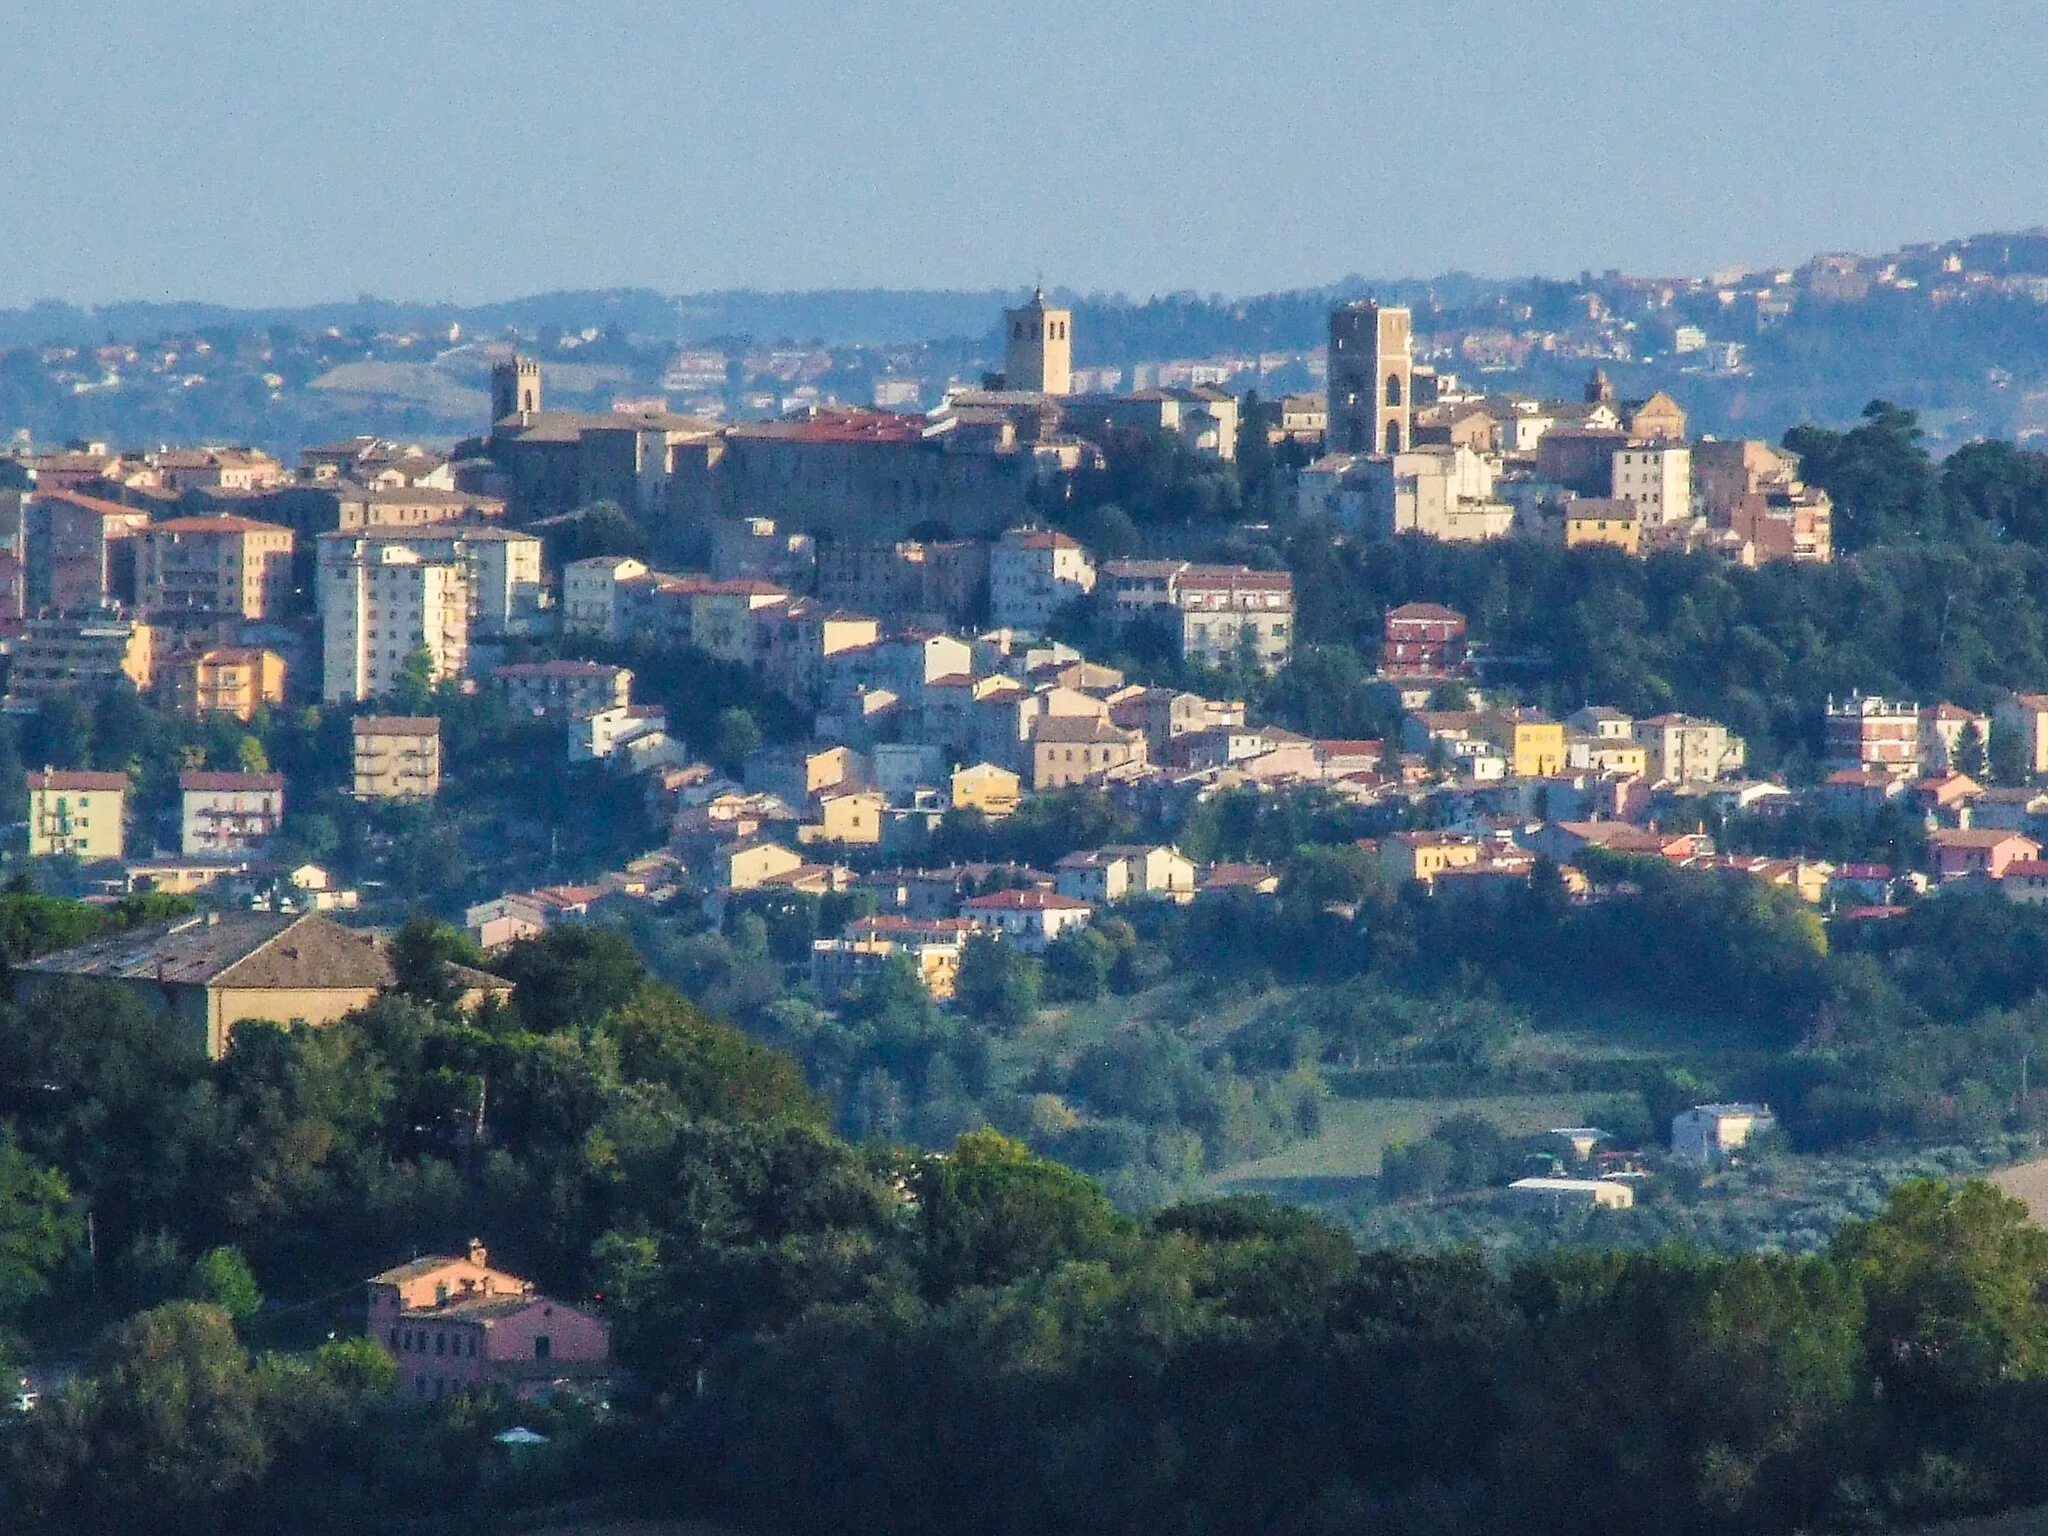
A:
[7,291,2048,1223]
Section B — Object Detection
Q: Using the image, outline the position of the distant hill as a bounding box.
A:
[13,229,2048,453]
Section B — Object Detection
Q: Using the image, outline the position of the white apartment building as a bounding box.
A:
[316,526,544,637]
[1360,446,1515,541]
[1611,443,1694,526]
[178,771,285,856]
[1174,567,1295,673]
[989,529,1096,630]
[322,545,470,704]
[562,556,649,640]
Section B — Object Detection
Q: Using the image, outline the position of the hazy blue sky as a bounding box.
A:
[4,0,2045,307]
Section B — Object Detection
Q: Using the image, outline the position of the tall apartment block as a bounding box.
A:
[322,544,469,704]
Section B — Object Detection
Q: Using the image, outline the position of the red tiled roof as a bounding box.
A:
[963,889,1092,912]
[28,770,127,791]
[32,488,149,521]
[739,409,928,444]
[179,771,285,792]
[146,514,293,535]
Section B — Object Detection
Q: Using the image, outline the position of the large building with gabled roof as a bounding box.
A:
[12,911,509,1058]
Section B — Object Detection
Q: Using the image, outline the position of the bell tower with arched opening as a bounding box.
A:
[490,356,542,423]
[1002,287,1072,396]
[1327,301,1411,454]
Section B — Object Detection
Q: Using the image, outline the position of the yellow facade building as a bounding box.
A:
[1481,710,1567,777]
[27,769,128,860]
[1374,831,1483,886]
[799,790,884,847]
[159,647,287,720]
[351,716,442,800]
[1564,499,1643,554]
[951,762,1022,817]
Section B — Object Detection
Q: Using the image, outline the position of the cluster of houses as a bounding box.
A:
[1302,303,1832,565]
[25,713,443,903]
[1502,1102,1779,1213]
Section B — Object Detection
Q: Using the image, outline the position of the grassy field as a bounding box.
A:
[1208,1092,1604,1198]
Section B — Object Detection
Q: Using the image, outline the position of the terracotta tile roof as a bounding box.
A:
[179,771,285,792]
[353,716,440,736]
[32,488,149,521]
[28,770,127,791]
[145,514,293,535]
[963,889,1092,912]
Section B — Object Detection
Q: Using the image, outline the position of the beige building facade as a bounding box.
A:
[353,716,442,799]
[27,769,128,860]
[138,515,295,619]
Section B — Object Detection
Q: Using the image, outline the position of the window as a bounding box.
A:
[1385,373,1403,407]
[534,1335,552,1361]
[435,1333,445,1356]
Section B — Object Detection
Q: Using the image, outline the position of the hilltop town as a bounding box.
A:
[17,275,2048,1532]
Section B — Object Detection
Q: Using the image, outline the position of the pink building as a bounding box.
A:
[367,1240,610,1402]
[1927,828,2041,883]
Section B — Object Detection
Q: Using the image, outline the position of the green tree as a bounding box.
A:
[392,647,437,713]
[715,706,762,772]
[912,1128,1134,1296]
[0,894,107,964]
[189,1246,262,1320]
[0,1130,82,1317]
[390,914,484,1011]
[1991,716,2029,786]
[495,925,649,1034]
[608,982,825,1125]
[109,890,197,929]
[1043,925,1116,1003]
[5,1303,272,1532]
[954,935,1041,1031]
[1954,719,1990,778]
[1835,1178,2048,1407]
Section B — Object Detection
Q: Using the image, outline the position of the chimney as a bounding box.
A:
[468,1238,487,1268]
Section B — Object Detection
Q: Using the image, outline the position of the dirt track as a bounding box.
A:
[1991,1156,2048,1224]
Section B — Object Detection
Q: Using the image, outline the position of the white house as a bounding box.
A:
[960,888,1093,951]
[1671,1103,1777,1163]
[562,556,648,640]
[1053,845,1199,905]
[990,529,1095,631]
[569,705,669,764]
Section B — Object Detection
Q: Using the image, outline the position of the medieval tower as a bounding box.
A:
[1327,301,1412,454]
[1003,287,1072,396]
[490,355,542,422]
